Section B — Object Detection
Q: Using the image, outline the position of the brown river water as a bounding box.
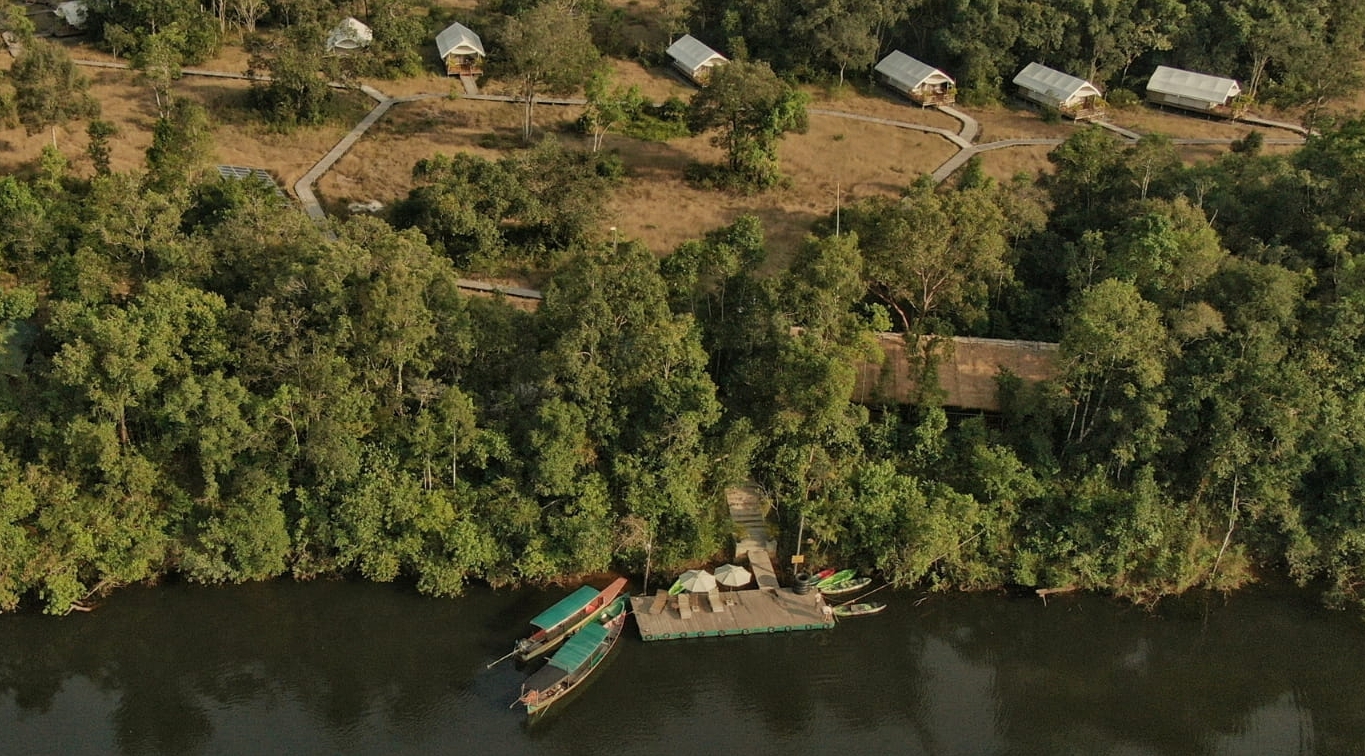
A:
[1,579,1362,755]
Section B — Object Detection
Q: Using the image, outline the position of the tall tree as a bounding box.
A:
[793,0,883,85]
[7,39,100,144]
[686,59,809,189]
[145,99,214,192]
[501,2,600,143]
[845,182,1013,335]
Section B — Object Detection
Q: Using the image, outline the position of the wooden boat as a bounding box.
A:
[815,569,855,588]
[833,601,886,618]
[508,577,627,664]
[519,596,628,717]
[819,576,872,597]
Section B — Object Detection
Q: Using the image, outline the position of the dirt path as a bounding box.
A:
[60,57,1312,302]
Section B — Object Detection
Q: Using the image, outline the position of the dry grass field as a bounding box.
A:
[0,28,1326,271]
[0,41,368,189]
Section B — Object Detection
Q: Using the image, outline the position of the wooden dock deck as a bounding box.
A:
[631,587,834,641]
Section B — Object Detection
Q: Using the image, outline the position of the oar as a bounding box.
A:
[486,649,518,669]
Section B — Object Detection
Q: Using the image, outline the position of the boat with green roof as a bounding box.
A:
[518,596,629,718]
[498,577,626,665]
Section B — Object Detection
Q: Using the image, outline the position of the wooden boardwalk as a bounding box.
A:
[748,549,781,591]
[631,587,833,641]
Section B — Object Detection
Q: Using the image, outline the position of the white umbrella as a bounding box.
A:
[677,569,716,593]
[713,564,752,589]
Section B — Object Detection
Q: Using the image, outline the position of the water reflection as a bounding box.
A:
[0,581,1361,755]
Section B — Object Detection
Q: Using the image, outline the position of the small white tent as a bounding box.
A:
[666,35,726,85]
[327,18,373,52]
[436,22,485,76]
[54,1,88,29]
[1146,65,1241,113]
[1013,62,1103,119]
[875,51,955,105]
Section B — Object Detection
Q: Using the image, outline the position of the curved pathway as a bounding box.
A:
[60,56,1312,301]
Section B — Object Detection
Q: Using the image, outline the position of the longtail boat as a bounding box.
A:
[819,576,872,597]
[518,596,628,718]
[503,577,627,665]
[833,601,886,618]
[815,569,855,588]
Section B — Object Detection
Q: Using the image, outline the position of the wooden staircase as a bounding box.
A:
[727,485,773,558]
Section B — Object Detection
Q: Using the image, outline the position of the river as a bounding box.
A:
[1,579,1362,756]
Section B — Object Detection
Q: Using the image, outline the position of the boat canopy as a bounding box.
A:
[548,622,608,672]
[530,585,599,630]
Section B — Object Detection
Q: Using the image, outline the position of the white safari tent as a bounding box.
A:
[875,51,955,106]
[1146,65,1241,114]
[54,1,88,30]
[326,18,373,52]
[436,22,485,76]
[667,35,727,85]
[1013,62,1103,119]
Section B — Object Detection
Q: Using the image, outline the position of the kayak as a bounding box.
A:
[815,569,855,588]
[833,601,886,618]
[812,568,836,582]
[820,577,872,597]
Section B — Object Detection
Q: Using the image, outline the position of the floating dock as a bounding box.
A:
[631,585,834,641]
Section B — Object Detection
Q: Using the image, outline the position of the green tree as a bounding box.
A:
[686,59,809,189]
[845,182,1013,335]
[1058,278,1170,471]
[131,27,184,117]
[146,99,214,192]
[86,119,119,176]
[7,39,100,144]
[1,2,36,44]
[502,1,600,142]
[793,0,889,85]
[247,33,332,128]
[580,69,643,152]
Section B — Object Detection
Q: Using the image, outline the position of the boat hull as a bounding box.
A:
[512,577,627,663]
[833,601,886,618]
[819,577,872,597]
[522,598,628,718]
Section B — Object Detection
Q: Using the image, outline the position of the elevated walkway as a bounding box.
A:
[727,485,772,558]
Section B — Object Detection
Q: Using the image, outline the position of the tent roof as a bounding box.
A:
[1013,62,1101,102]
[327,17,373,50]
[547,622,608,672]
[666,34,726,72]
[529,585,599,630]
[54,1,87,28]
[1147,65,1240,103]
[436,22,485,59]
[875,50,953,90]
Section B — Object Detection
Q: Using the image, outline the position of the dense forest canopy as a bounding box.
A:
[4,0,1365,619]
[691,0,1365,108]
[5,117,1365,617]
